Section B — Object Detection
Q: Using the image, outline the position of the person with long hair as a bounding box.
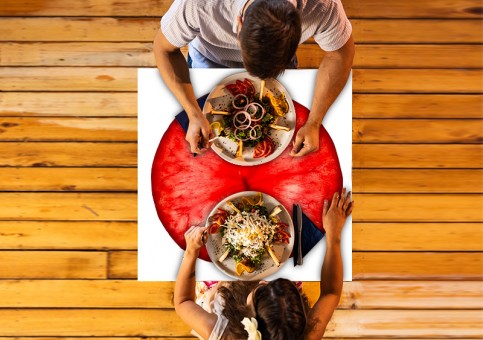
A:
[173,188,353,339]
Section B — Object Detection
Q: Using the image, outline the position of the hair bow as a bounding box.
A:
[241,317,262,340]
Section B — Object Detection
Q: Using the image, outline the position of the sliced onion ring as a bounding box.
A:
[233,111,251,129]
[244,102,265,122]
[249,125,262,140]
[232,94,248,109]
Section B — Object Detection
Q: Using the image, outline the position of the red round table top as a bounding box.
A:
[152,101,342,261]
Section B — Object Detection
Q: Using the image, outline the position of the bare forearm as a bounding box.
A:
[153,32,201,119]
[308,38,354,127]
[320,235,343,296]
[174,250,198,306]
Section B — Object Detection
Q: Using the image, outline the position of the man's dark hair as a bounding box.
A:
[240,0,301,79]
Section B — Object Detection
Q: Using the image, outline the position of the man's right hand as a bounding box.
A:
[186,113,214,154]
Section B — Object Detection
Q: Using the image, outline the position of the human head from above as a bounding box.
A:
[220,278,308,339]
[239,0,302,80]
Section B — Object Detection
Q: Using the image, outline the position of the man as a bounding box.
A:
[154,0,354,156]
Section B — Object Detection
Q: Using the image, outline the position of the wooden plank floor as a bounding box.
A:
[0,0,482,338]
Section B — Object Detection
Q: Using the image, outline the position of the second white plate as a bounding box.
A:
[205,191,295,280]
[203,71,296,166]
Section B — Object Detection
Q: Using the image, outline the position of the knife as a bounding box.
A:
[296,204,303,265]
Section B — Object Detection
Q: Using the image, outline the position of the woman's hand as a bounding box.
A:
[184,225,208,256]
[322,188,353,242]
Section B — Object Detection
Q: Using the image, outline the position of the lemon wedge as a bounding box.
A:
[236,262,245,276]
[210,121,223,135]
[236,262,255,276]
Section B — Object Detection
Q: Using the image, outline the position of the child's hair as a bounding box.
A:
[217,279,309,339]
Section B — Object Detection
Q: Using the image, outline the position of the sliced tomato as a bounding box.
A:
[225,84,239,96]
[253,139,268,158]
[216,208,228,218]
[264,141,274,157]
[253,136,276,158]
[243,78,255,96]
[262,136,275,157]
[276,222,288,229]
[209,223,221,234]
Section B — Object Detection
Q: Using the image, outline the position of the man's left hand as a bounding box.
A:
[290,122,320,157]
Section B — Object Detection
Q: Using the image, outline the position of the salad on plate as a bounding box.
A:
[204,72,296,165]
[207,192,291,276]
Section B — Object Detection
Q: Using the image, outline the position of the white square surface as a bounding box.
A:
[138,68,352,281]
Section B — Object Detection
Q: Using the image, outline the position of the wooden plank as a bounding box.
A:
[353,69,483,93]
[0,142,137,167]
[110,250,483,280]
[354,252,482,280]
[0,17,160,42]
[354,194,482,222]
[344,0,483,18]
[0,117,137,141]
[353,144,482,168]
[353,169,483,193]
[352,19,483,43]
[0,193,137,221]
[327,310,482,338]
[0,0,171,16]
[339,281,483,310]
[0,168,137,191]
[0,338,198,340]
[0,309,190,337]
[0,338,197,340]
[0,280,171,308]
[0,42,154,67]
[3,43,481,69]
[353,94,483,119]
[353,223,482,251]
[13,115,401,147]
[0,309,479,337]
[299,44,483,69]
[2,18,481,43]
[0,0,481,18]
[353,119,483,143]
[0,67,137,91]
[109,251,137,279]
[0,92,137,117]
[1,280,481,309]
[0,251,106,279]
[2,68,481,93]
[0,221,137,249]
[3,93,478,119]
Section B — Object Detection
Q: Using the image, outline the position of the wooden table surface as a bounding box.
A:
[0,0,481,338]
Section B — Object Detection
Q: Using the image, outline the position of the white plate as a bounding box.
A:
[205,191,295,280]
[202,71,296,166]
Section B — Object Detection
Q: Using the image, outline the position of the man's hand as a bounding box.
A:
[186,113,214,154]
[323,188,353,242]
[184,225,208,256]
[290,122,320,157]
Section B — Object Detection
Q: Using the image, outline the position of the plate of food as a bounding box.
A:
[205,191,294,280]
[202,72,296,166]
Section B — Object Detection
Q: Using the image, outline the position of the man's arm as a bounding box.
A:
[305,189,353,339]
[153,30,212,154]
[291,34,354,157]
[174,225,217,338]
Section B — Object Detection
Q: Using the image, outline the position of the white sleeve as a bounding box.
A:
[160,0,200,48]
[313,0,352,51]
